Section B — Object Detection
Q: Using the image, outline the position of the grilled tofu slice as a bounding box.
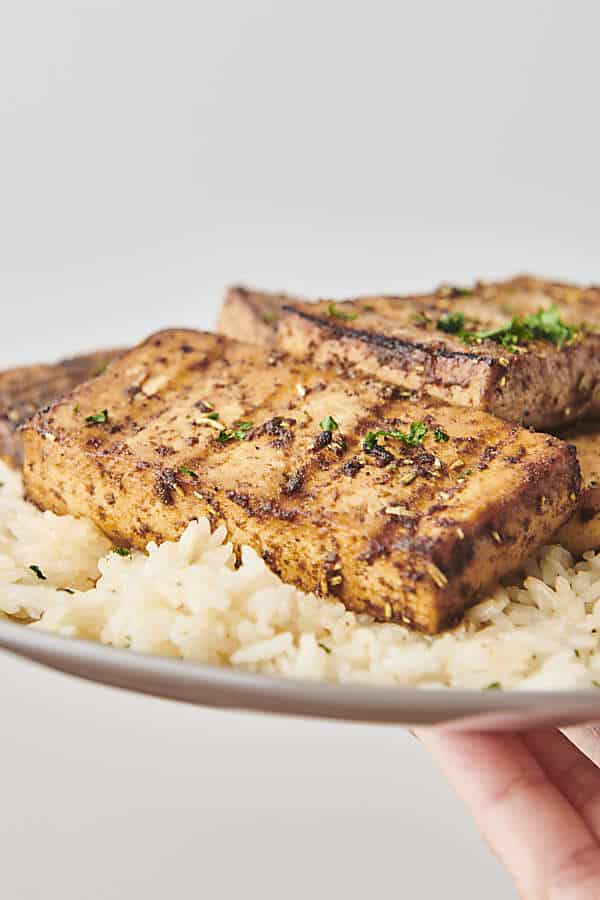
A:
[22,329,580,633]
[217,286,296,346]
[0,349,122,468]
[556,423,600,556]
[218,277,600,429]
[278,296,600,431]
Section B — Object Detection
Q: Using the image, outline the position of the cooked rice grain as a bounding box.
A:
[1,461,599,690]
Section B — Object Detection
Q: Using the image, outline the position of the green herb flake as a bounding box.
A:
[112,547,132,557]
[319,415,339,433]
[180,465,199,480]
[217,421,253,444]
[29,564,47,581]
[485,681,502,690]
[436,311,467,335]
[73,404,80,415]
[593,681,600,689]
[437,305,578,350]
[318,642,332,654]
[205,411,220,420]
[433,427,450,443]
[85,409,109,426]
[327,302,358,321]
[363,421,428,452]
[574,648,581,658]
[480,305,577,349]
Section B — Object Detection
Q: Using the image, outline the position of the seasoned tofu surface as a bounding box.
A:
[556,422,600,556]
[0,349,122,468]
[22,329,580,633]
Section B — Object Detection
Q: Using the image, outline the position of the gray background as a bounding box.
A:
[1,0,598,896]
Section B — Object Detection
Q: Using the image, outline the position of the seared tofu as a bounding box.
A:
[219,277,600,429]
[0,349,122,468]
[556,423,600,556]
[278,295,600,431]
[217,286,296,347]
[22,330,580,633]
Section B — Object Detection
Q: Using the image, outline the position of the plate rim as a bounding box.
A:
[1,619,599,730]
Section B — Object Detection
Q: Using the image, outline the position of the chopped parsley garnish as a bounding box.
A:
[205,411,220,420]
[318,642,332,654]
[319,415,339,433]
[112,547,132,557]
[327,302,358,321]
[216,421,253,443]
[437,305,578,350]
[85,409,109,425]
[436,311,468,335]
[29,564,47,580]
[475,306,578,349]
[179,465,199,479]
[363,421,428,451]
[73,404,80,415]
[485,681,502,690]
[433,427,450,443]
[593,681,600,689]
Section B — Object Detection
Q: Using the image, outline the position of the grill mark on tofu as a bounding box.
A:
[278,301,600,430]
[217,277,600,431]
[22,329,582,634]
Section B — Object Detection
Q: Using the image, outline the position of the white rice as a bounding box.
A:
[2,459,600,690]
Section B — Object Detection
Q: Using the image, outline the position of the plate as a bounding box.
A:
[1,619,598,731]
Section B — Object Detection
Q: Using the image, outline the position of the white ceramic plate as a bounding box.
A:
[1,619,598,731]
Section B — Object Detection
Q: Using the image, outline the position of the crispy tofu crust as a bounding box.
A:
[556,422,600,556]
[0,349,122,468]
[22,329,580,633]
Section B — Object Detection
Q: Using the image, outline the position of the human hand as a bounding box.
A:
[418,726,600,899]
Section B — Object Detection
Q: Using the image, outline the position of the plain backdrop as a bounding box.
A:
[2,1,599,896]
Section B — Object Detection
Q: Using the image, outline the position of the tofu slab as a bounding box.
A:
[0,349,122,468]
[278,298,600,431]
[22,330,580,633]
